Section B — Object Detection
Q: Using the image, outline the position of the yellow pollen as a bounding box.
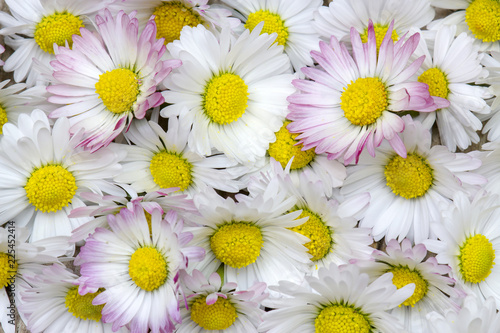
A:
[459,234,496,283]
[418,68,449,99]
[0,105,7,135]
[210,222,263,269]
[384,153,433,199]
[203,73,248,125]
[390,266,428,307]
[465,0,500,42]
[315,304,372,333]
[268,120,316,169]
[153,2,203,45]
[95,68,140,114]
[341,77,388,126]
[245,10,289,46]
[0,253,17,287]
[128,246,168,291]
[24,164,77,213]
[65,286,105,322]
[360,24,399,52]
[34,12,84,54]
[289,208,332,262]
[190,295,238,330]
[149,150,193,192]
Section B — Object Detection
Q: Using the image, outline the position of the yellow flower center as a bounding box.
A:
[149,151,193,192]
[203,73,249,125]
[267,120,316,169]
[245,10,289,46]
[190,295,238,330]
[0,253,17,287]
[465,0,500,42]
[289,208,332,262]
[384,153,433,199]
[95,68,140,114]
[34,11,84,54]
[360,23,399,52]
[128,246,168,291]
[153,1,203,45]
[24,164,77,213]
[315,304,372,333]
[459,234,496,283]
[210,222,263,269]
[341,77,388,126]
[65,286,105,322]
[0,104,7,135]
[418,68,449,99]
[390,266,428,307]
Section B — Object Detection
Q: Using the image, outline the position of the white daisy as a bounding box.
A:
[46,9,181,152]
[76,201,205,332]
[0,109,125,242]
[177,269,267,332]
[161,24,295,164]
[473,141,500,196]
[424,190,500,309]
[478,51,500,142]
[0,0,111,86]
[340,116,486,244]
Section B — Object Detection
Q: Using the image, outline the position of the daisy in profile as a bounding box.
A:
[340,116,485,244]
[177,269,267,332]
[47,9,181,152]
[114,117,245,196]
[478,52,500,142]
[425,190,500,308]
[411,25,491,152]
[0,0,111,86]
[162,24,295,164]
[220,0,322,73]
[259,262,414,333]
[287,20,445,165]
[77,201,205,332]
[0,110,125,242]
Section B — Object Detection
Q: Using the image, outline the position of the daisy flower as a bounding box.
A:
[220,0,322,73]
[47,9,181,152]
[287,20,445,165]
[114,117,245,196]
[0,0,112,86]
[259,262,415,333]
[424,190,500,309]
[478,51,500,142]
[76,201,205,332]
[177,269,267,332]
[411,25,491,152]
[0,109,125,242]
[340,116,486,244]
[161,24,295,164]
[473,141,500,196]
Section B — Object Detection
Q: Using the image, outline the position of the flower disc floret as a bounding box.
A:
[0,253,17,287]
[384,153,433,199]
[190,295,238,330]
[210,222,263,269]
[153,2,203,44]
[34,12,84,54]
[459,234,496,283]
[128,246,168,291]
[341,77,388,126]
[390,266,428,307]
[0,105,7,135]
[95,68,140,114]
[315,304,372,333]
[149,151,193,191]
[418,68,449,99]
[245,10,289,46]
[465,0,500,42]
[65,286,105,322]
[360,24,398,51]
[24,164,77,213]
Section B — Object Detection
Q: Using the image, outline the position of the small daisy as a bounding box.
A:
[340,116,486,244]
[76,201,205,332]
[220,0,323,73]
[161,24,295,164]
[425,190,500,309]
[0,110,125,242]
[47,9,181,152]
[177,269,267,332]
[287,20,445,165]
[0,0,111,86]
[259,262,414,333]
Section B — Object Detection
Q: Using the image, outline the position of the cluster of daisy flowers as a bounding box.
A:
[3,0,500,332]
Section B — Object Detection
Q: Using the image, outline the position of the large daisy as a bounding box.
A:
[161,24,295,164]
[46,9,181,152]
[287,20,445,165]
